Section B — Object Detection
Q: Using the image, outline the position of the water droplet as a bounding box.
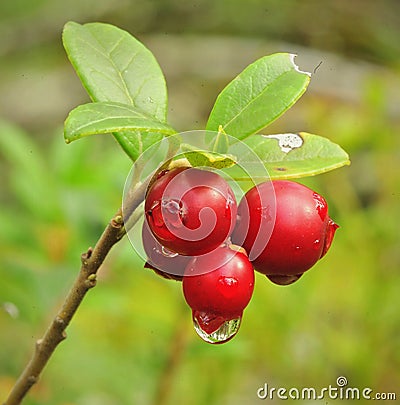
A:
[313,239,321,250]
[256,205,272,221]
[192,310,242,344]
[161,199,184,228]
[217,276,239,299]
[292,245,303,256]
[225,194,235,211]
[161,246,179,258]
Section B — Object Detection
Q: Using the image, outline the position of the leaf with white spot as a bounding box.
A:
[240,132,350,179]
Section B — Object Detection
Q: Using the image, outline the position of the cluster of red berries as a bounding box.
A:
[143,166,338,343]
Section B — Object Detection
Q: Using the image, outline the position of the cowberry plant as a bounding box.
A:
[3,21,350,405]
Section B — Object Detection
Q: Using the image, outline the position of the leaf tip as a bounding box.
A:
[289,54,312,77]
[62,21,79,35]
[64,130,72,144]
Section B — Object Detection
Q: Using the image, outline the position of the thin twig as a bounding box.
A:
[3,210,124,405]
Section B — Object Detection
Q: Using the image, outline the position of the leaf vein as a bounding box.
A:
[80,34,135,105]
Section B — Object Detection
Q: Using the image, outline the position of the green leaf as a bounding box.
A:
[62,21,167,120]
[180,143,236,169]
[206,53,311,140]
[241,132,350,179]
[64,102,176,143]
[110,131,164,164]
[62,21,169,160]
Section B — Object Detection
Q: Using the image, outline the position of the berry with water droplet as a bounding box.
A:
[182,245,254,343]
[232,180,338,279]
[192,311,242,344]
[145,167,237,256]
[142,220,190,281]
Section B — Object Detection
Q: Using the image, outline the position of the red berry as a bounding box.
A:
[145,167,237,256]
[182,245,255,321]
[142,220,190,281]
[232,180,338,276]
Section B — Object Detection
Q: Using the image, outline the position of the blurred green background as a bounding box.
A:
[1,1,399,404]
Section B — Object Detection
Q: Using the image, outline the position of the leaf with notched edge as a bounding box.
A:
[206,53,311,141]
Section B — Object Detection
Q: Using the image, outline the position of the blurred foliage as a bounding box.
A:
[1,1,400,404]
[1,0,399,65]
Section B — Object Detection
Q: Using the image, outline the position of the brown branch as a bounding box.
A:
[3,210,124,405]
[3,178,150,405]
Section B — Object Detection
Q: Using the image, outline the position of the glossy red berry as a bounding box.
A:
[232,180,338,277]
[145,167,237,256]
[183,245,254,341]
[142,220,190,281]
